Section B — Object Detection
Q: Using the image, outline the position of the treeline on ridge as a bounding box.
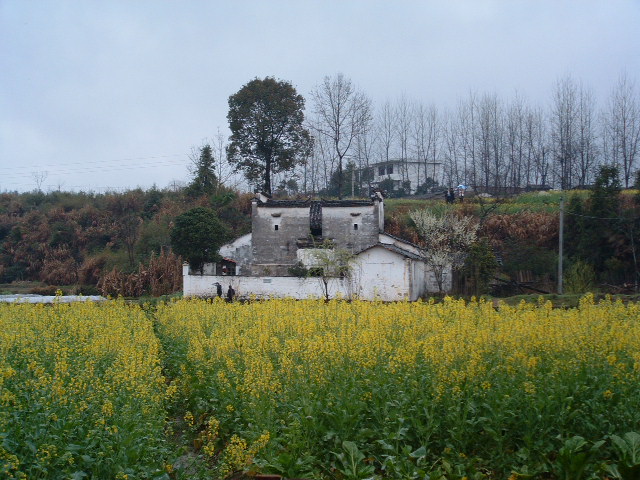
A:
[0,185,253,296]
[2,170,639,297]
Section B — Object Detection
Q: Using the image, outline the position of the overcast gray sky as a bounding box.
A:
[1,1,639,193]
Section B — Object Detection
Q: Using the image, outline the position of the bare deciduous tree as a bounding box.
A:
[354,111,376,196]
[441,109,460,188]
[575,84,599,187]
[396,96,413,186]
[311,73,372,199]
[265,72,640,196]
[413,102,441,189]
[377,100,396,165]
[456,93,479,188]
[477,93,506,191]
[212,128,244,191]
[551,76,579,189]
[506,94,527,188]
[604,73,640,188]
[299,240,357,301]
[526,107,550,186]
[32,171,48,192]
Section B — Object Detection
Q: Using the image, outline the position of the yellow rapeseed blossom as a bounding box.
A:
[148,296,640,477]
[156,296,640,403]
[0,300,168,478]
[184,411,195,429]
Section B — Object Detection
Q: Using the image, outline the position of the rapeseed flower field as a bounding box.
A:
[156,295,640,479]
[0,300,169,479]
[2,295,640,479]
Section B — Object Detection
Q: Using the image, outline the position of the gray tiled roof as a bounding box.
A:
[257,198,375,208]
[355,242,423,261]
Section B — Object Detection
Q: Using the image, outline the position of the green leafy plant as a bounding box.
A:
[551,435,604,480]
[287,261,309,278]
[462,238,498,295]
[333,441,375,480]
[605,432,640,480]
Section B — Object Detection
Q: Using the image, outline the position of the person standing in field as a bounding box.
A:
[226,285,235,302]
[445,188,455,204]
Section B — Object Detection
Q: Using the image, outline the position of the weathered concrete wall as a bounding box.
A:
[321,205,379,252]
[184,273,407,301]
[354,247,413,300]
[251,205,310,275]
[248,200,382,275]
[426,268,452,293]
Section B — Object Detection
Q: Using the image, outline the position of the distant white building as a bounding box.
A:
[369,159,442,194]
[182,192,452,301]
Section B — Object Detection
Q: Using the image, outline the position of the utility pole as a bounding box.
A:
[558,195,564,294]
[351,164,355,198]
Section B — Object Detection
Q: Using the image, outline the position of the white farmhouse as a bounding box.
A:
[182,192,451,301]
[370,159,442,194]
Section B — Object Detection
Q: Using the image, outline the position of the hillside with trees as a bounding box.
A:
[2,167,638,298]
[382,166,640,297]
[0,175,252,297]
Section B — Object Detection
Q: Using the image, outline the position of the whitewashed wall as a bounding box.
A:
[353,247,412,300]
[371,161,442,193]
[183,245,449,301]
[183,268,351,300]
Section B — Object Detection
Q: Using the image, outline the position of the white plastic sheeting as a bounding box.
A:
[0,295,106,304]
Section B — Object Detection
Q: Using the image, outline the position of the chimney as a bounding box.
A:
[373,190,384,233]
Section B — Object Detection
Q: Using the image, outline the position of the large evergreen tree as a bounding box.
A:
[566,165,627,282]
[585,165,621,276]
[227,77,312,196]
[186,144,218,197]
[170,207,229,274]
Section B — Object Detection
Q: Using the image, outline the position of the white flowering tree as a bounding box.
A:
[296,240,358,301]
[308,244,357,301]
[409,209,479,294]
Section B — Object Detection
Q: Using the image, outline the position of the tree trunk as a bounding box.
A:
[337,157,344,199]
[264,158,272,195]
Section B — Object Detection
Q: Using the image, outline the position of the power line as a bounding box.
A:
[0,153,188,172]
[0,159,188,180]
[565,211,640,221]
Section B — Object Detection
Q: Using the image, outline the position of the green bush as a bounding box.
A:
[565,260,598,294]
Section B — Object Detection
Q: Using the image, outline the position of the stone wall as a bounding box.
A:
[249,199,382,277]
[251,204,310,274]
[321,205,379,252]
